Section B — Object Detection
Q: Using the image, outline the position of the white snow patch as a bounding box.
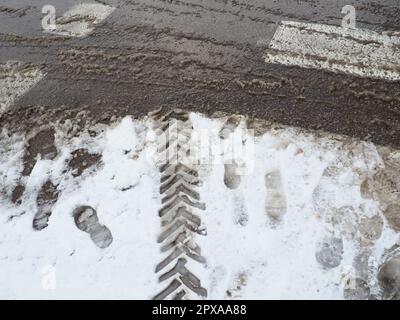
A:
[0,117,162,299]
[45,3,115,38]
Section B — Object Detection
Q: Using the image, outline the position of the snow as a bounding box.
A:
[0,117,162,299]
[0,112,398,299]
[0,61,45,115]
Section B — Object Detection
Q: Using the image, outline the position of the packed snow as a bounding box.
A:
[0,112,399,299]
[0,61,45,115]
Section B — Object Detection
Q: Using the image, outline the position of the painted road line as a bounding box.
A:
[45,3,115,38]
[0,61,45,115]
[264,21,400,81]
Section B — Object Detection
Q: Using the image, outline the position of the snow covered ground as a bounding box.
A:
[0,111,399,299]
[0,61,45,115]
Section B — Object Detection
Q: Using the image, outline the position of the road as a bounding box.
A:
[0,0,400,146]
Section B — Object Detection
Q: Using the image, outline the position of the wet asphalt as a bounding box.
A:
[0,0,399,147]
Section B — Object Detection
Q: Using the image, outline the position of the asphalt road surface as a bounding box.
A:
[1,0,400,147]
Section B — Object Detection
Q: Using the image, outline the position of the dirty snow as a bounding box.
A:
[0,61,45,115]
[0,112,399,299]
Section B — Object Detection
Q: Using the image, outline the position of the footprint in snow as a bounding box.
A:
[73,206,113,249]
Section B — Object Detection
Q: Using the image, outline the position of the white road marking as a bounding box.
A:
[264,21,400,81]
[0,61,45,115]
[45,3,115,38]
